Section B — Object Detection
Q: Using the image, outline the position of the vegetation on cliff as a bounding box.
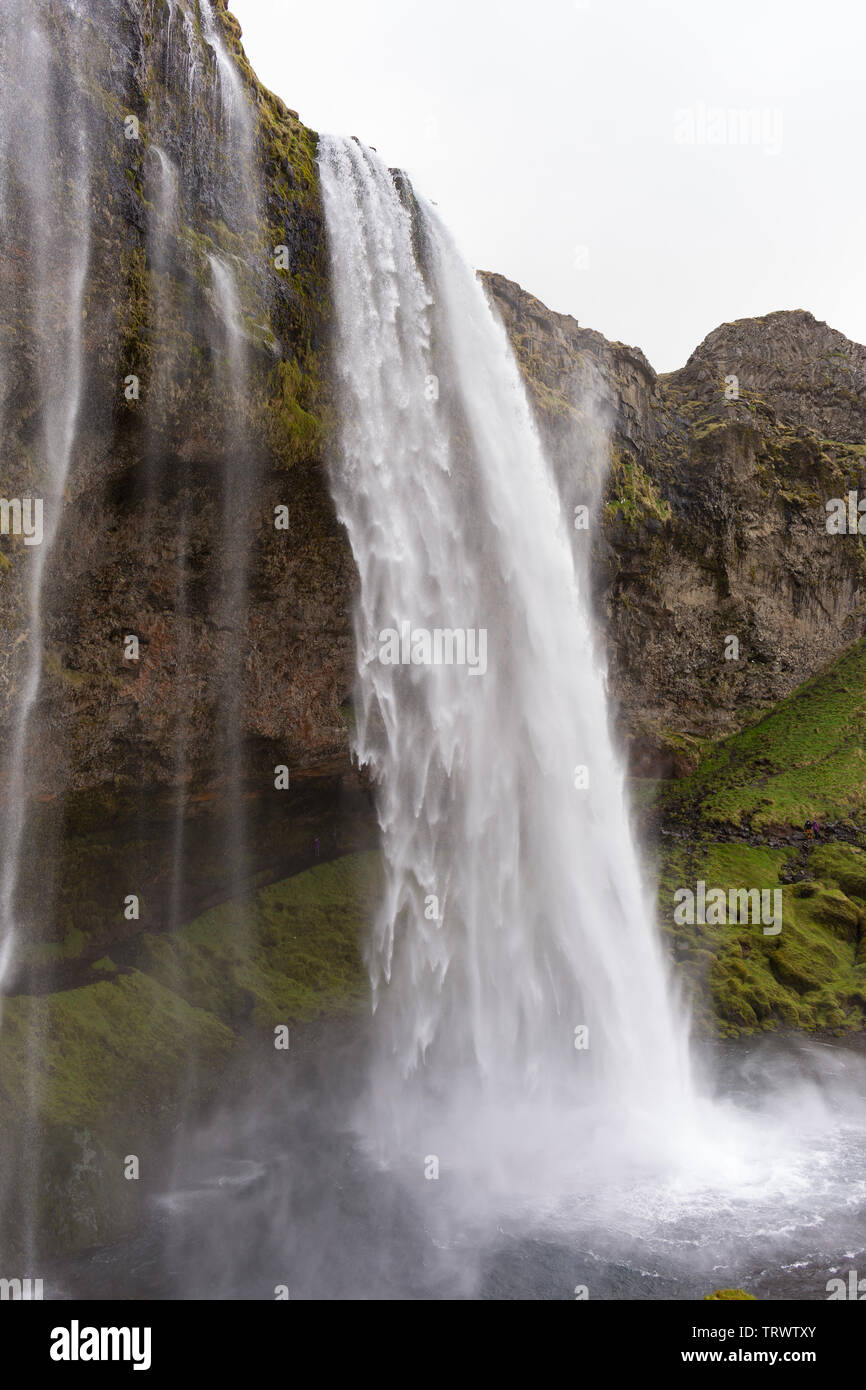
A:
[649,639,866,1036]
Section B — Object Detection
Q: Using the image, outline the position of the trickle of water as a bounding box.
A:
[0,1,271,1264]
[207,251,254,904]
[318,136,694,1158]
[0,2,91,1004]
[150,146,180,269]
[201,0,251,139]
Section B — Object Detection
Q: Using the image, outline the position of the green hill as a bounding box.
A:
[648,639,866,1036]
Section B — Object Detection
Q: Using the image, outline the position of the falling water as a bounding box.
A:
[208,251,254,905]
[315,142,866,1280]
[318,137,694,1179]
[145,140,191,937]
[0,0,273,1264]
[200,0,264,918]
[141,0,264,936]
[0,2,91,1004]
[201,0,252,137]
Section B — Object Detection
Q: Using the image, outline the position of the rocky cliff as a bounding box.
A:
[0,0,368,982]
[485,274,866,776]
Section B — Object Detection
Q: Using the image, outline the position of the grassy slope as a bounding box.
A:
[651,639,866,1036]
[136,852,376,1027]
[5,851,377,1127]
[659,638,866,831]
[0,853,376,1253]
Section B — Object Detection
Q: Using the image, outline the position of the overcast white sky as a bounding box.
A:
[233,0,866,372]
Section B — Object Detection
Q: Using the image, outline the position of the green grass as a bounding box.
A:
[137,851,377,1028]
[0,972,237,1135]
[658,638,866,830]
[651,638,866,1035]
[0,852,378,1257]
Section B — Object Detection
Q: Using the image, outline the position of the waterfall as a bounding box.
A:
[319,136,693,1172]
[208,251,254,908]
[142,0,264,933]
[0,2,91,1006]
[0,0,272,1262]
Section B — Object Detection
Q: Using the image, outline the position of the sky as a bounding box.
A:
[233,0,866,373]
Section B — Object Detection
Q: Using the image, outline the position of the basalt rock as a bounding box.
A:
[0,0,370,953]
[483,274,866,777]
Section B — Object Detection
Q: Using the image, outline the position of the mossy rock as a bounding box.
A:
[659,840,866,1035]
[792,884,862,943]
[652,636,866,1035]
[704,1288,757,1300]
[0,971,239,1259]
[810,843,866,902]
[0,972,238,1136]
[136,851,378,1028]
[659,637,866,830]
[0,852,379,1257]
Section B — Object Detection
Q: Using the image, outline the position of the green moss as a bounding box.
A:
[650,637,866,1035]
[268,357,322,468]
[663,638,866,830]
[704,1288,757,1300]
[0,972,237,1136]
[17,926,87,968]
[698,842,793,886]
[692,416,730,440]
[810,842,866,902]
[604,448,672,529]
[660,836,866,1036]
[137,852,377,1028]
[0,850,377,1258]
[89,955,118,974]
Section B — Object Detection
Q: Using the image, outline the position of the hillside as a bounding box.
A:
[646,639,866,1035]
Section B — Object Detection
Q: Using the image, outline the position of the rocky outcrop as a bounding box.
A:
[0,0,368,960]
[674,310,866,442]
[483,275,866,776]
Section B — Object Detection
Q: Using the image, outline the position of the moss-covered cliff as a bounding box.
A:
[0,0,370,1261]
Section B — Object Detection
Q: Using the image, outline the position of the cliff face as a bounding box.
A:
[0,0,369,972]
[0,0,369,1256]
[485,275,866,775]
